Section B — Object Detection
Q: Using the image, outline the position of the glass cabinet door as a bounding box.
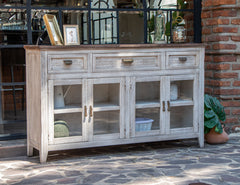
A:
[166,75,197,134]
[88,78,124,141]
[131,76,163,137]
[48,80,86,144]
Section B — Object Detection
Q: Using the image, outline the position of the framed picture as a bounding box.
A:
[43,14,63,45]
[63,25,80,45]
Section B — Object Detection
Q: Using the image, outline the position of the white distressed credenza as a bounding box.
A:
[24,44,205,163]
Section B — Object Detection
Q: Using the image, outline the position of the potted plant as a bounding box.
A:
[204,94,229,144]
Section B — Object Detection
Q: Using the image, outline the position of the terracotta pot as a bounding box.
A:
[205,126,229,144]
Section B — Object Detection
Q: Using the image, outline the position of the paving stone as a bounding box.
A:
[198,157,232,164]
[57,177,77,184]
[33,171,63,180]
[104,178,131,184]
[221,175,240,183]
[64,170,83,177]
[82,174,109,184]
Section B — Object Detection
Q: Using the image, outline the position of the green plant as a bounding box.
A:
[204,94,226,134]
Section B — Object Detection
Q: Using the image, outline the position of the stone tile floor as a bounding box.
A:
[0,134,240,185]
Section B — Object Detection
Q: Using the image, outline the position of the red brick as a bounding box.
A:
[233,64,240,70]
[232,109,240,115]
[224,117,239,124]
[202,28,212,35]
[213,44,237,50]
[206,19,229,26]
[206,35,229,42]
[222,101,240,107]
[213,27,238,33]
[204,87,213,94]
[231,36,240,41]
[232,19,240,25]
[214,72,238,78]
[205,55,213,62]
[205,80,231,87]
[213,55,237,62]
[213,10,237,17]
[233,81,240,86]
[214,89,240,95]
[201,11,212,19]
[224,109,231,115]
[205,71,214,78]
[206,64,230,70]
[212,0,236,6]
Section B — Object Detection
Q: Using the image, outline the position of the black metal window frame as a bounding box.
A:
[0,0,202,47]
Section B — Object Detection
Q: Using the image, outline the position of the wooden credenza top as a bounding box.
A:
[24,43,205,51]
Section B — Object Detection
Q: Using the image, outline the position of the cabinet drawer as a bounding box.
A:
[48,54,88,73]
[93,53,161,72]
[166,51,199,69]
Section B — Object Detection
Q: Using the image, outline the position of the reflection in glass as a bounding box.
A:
[63,11,88,44]
[119,11,144,44]
[94,83,119,106]
[54,112,82,137]
[94,111,120,135]
[136,108,160,131]
[91,11,117,44]
[31,0,88,7]
[54,85,82,109]
[148,0,190,9]
[136,81,160,104]
[170,80,193,101]
[170,106,193,129]
[0,48,26,139]
[0,0,26,6]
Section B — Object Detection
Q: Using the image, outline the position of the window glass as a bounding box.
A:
[0,9,27,45]
[91,0,143,9]
[0,0,26,6]
[148,0,192,9]
[31,0,88,7]
[91,11,117,44]
[63,10,89,44]
[119,11,144,44]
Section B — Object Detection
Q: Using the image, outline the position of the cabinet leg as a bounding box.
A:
[40,150,48,163]
[198,136,204,148]
[27,145,34,157]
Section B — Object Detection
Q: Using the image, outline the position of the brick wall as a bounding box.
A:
[202,0,240,128]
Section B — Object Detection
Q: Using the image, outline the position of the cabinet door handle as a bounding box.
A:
[122,59,134,64]
[178,57,187,63]
[63,60,73,65]
[90,106,93,117]
[84,106,87,117]
[162,101,165,112]
[167,101,171,111]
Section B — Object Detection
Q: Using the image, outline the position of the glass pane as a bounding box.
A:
[63,10,89,44]
[0,48,26,139]
[54,85,82,109]
[94,83,119,106]
[148,0,192,9]
[119,11,144,44]
[91,11,117,44]
[0,0,26,6]
[31,10,59,44]
[147,11,167,44]
[31,0,88,7]
[136,108,160,131]
[91,0,143,9]
[170,106,193,129]
[94,110,119,135]
[136,81,160,104]
[170,80,193,101]
[54,113,82,137]
[0,9,27,45]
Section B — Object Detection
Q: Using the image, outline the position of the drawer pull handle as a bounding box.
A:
[179,57,187,62]
[122,59,134,64]
[90,106,93,117]
[84,106,87,117]
[162,101,165,112]
[63,60,73,65]
[167,101,171,111]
